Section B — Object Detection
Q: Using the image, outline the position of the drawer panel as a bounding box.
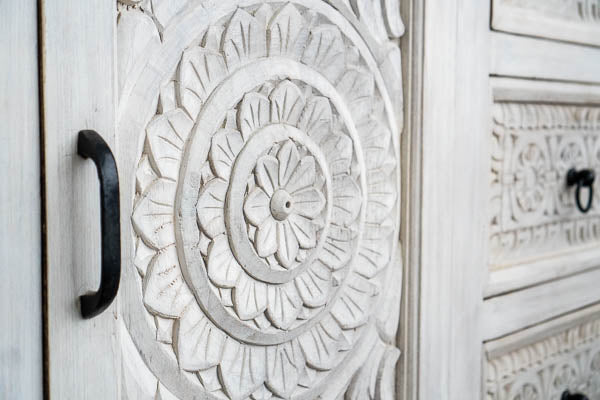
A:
[489,78,600,295]
[492,0,600,47]
[485,304,600,400]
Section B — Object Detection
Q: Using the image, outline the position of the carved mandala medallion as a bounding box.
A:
[124,1,402,399]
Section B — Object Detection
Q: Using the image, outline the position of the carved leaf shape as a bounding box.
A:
[359,119,392,170]
[143,246,194,318]
[332,175,362,224]
[287,214,317,249]
[255,217,278,257]
[266,282,302,330]
[268,3,308,59]
[219,341,266,400]
[151,0,189,29]
[319,224,356,270]
[336,67,375,106]
[146,109,193,180]
[366,176,396,224]
[350,0,390,43]
[294,261,331,308]
[270,80,306,127]
[277,140,301,187]
[301,25,345,83]
[135,155,157,199]
[175,303,225,371]
[298,316,342,371]
[277,220,299,269]
[132,178,176,250]
[238,92,270,141]
[285,156,316,195]
[178,47,228,119]
[207,235,243,288]
[330,273,375,329]
[196,178,227,238]
[209,128,244,180]
[222,9,266,70]
[297,96,333,144]
[265,341,303,398]
[253,4,273,27]
[233,274,268,320]
[321,134,353,176]
[356,222,393,278]
[244,187,271,227]
[291,187,325,219]
[256,155,280,196]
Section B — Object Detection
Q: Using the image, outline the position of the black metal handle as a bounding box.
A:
[567,168,595,214]
[77,130,121,319]
[562,390,590,400]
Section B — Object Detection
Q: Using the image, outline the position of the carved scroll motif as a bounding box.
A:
[118,1,404,399]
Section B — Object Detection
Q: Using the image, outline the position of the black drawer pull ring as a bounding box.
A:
[77,130,121,319]
[562,390,590,400]
[567,168,595,214]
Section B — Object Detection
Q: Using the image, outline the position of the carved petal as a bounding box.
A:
[337,67,375,105]
[285,156,316,195]
[298,316,342,371]
[132,178,176,250]
[360,119,392,170]
[207,235,243,288]
[319,225,356,270]
[219,341,266,400]
[277,140,301,187]
[366,176,397,224]
[321,134,353,176]
[143,246,194,318]
[146,109,193,181]
[287,214,317,249]
[255,217,278,257]
[356,223,393,278]
[196,178,227,238]
[222,9,266,70]
[330,273,375,329]
[266,282,302,330]
[301,25,345,82]
[270,80,306,127]
[233,274,268,320]
[268,3,307,59]
[175,304,225,371]
[291,187,325,219]
[209,128,244,180]
[332,175,362,224]
[265,342,303,398]
[294,261,331,308]
[244,187,271,227]
[297,96,333,143]
[256,155,280,196]
[276,220,299,269]
[179,47,227,119]
[238,92,270,141]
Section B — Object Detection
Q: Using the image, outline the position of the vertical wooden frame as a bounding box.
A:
[41,0,120,397]
[419,1,491,399]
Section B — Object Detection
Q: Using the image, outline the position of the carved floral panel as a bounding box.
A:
[485,317,600,400]
[490,103,600,268]
[116,0,403,399]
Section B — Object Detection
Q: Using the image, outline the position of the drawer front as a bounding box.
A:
[492,0,600,47]
[485,305,600,400]
[488,78,600,295]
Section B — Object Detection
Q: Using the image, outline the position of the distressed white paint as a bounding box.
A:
[0,2,43,399]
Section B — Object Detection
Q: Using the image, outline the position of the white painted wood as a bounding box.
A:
[0,2,43,399]
[482,267,600,340]
[484,303,600,399]
[42,0,120,398]
[491,32,600,84]
[419,1,490,399]
[492,0,600,47]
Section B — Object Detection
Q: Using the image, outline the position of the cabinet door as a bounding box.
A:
[46,1,406,398]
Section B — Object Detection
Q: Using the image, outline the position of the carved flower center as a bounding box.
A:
[270,189,293,221]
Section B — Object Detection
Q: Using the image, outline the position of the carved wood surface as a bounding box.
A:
[116,1,403,399]
[492,0,600,47]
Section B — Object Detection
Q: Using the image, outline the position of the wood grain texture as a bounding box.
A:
[41,0,120,398]
[0,1,43,399]
[419,1,490,399]
[483,268,600,340]
[491,32,600,84]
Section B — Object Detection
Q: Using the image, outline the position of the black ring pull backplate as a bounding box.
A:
[567,168,595,214]
[77,130,121,319]
[562,390,590,400]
